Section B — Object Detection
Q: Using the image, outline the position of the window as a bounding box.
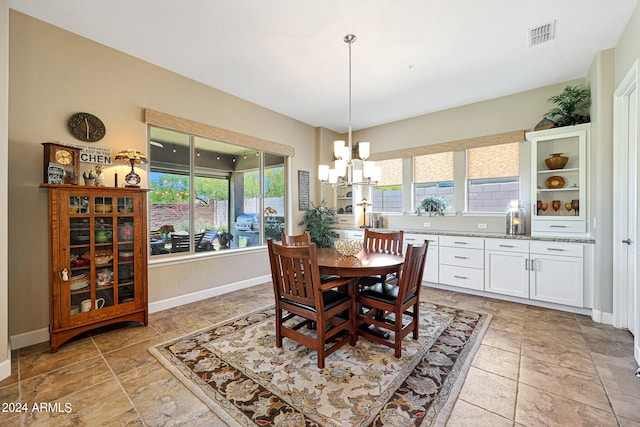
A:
[413,152,454,211]
[467,142,520,212]
[371,158,403,213]
[148,126,286,256]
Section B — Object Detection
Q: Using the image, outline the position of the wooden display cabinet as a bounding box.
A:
[42,184,148,352]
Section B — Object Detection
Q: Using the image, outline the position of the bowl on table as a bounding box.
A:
[334,239,363,257]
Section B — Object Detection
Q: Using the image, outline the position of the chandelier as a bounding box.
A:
[318,34,381,187]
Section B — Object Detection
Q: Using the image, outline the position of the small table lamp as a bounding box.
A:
[115,149,148,188]
[358,198,372,228]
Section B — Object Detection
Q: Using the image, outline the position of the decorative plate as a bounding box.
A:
[545,176,566,189]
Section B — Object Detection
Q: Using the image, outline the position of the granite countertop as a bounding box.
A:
[332,227,595,244]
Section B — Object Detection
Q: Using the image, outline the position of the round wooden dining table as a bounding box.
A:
[316,247,404,278]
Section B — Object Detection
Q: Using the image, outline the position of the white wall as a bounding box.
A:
[0,0,10,379]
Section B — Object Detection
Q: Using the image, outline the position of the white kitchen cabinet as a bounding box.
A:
[527,123,590,237]
[438,236,484,290]
[347,229,365,240]
[404,233,438,283]
[484,239,530,298]
[529,241,584,307]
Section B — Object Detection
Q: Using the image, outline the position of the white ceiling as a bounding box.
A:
[10,0,638,133]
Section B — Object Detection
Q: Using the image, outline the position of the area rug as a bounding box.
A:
[149,302,491,426]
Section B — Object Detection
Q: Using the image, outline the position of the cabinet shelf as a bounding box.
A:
[537,167,579,175]
[536,188,579,192]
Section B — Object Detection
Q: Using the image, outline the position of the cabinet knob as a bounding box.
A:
[622,239,632,245]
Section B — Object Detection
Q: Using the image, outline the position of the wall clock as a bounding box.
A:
[42,142,81,185]
[67,112,106,142]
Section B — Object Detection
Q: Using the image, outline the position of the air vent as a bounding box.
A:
[529,20,556,47]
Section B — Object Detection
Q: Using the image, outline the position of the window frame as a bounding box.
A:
[147,125,288,258]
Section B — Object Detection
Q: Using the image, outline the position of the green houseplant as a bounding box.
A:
[417,195,449,217]
[298,200,339,248]
[544,85,591,127]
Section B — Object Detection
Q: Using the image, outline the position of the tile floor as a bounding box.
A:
[1,283,639,426]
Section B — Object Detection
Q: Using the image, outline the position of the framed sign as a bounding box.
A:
[47,163,65,184]
[298,170,310,211]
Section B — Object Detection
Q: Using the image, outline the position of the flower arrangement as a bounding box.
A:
[83,169,95,180]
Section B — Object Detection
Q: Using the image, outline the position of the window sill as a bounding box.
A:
[149,245,267,268]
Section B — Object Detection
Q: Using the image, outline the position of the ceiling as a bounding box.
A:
[10,0,638,133]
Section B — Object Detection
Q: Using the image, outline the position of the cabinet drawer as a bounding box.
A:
[404,233,438,247]
[530,241,583,257]
[439,236,484,249]
[439,246,484,269]
[439,265,484,290]
[531,220,586,234]
[348,230,365,240]
[485,239,529,253]
[336,217,352,225]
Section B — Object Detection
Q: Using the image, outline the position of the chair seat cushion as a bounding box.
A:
[357,276,383,287]
[281,290,350,313]
[358,282,399,304]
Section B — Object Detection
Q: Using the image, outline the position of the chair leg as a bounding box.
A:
[316,316,326,369]
[394,314,402,358]
[349,281,357,346]
[275,308,283,347]
[413,303,420,340]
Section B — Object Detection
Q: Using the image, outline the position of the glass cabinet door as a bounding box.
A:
[69,206,91,316]
[93,196,114,312]
[116,197,136,305]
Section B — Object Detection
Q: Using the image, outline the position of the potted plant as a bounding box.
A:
[298,200,339,248]
[82,169,96,186]
[417,195,449,217]
[543,85,591,127]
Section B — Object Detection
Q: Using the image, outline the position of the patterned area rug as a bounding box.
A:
[150,302,490,426]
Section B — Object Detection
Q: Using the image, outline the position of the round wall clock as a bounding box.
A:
[67,112,106,142]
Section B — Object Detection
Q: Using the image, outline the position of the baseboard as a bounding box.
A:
[591,309,614,325]
[10,275,272,349]
[148,275,271,313]
[0,344,11,381]
[10,327,50,350]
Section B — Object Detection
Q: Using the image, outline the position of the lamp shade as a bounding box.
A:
[318,164,330,181]
[115,149,148,165]
[358,142,370,160]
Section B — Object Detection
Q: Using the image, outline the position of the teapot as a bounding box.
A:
[95,229,112,243]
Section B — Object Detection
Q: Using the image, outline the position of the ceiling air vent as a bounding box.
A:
[529,20,556,47]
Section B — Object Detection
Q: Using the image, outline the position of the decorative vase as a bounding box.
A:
[545,153,568,170]
[84,178,95,186]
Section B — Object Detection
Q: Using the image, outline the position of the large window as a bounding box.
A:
[467,142,520,212]
[372,158,403,213]
[148,127,286,256]
[413,152,454,211]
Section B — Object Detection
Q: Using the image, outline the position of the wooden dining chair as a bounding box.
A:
[281,232,311,246]
[357,240,428,358]
[359,229,404,287]
[267,239,357,368]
